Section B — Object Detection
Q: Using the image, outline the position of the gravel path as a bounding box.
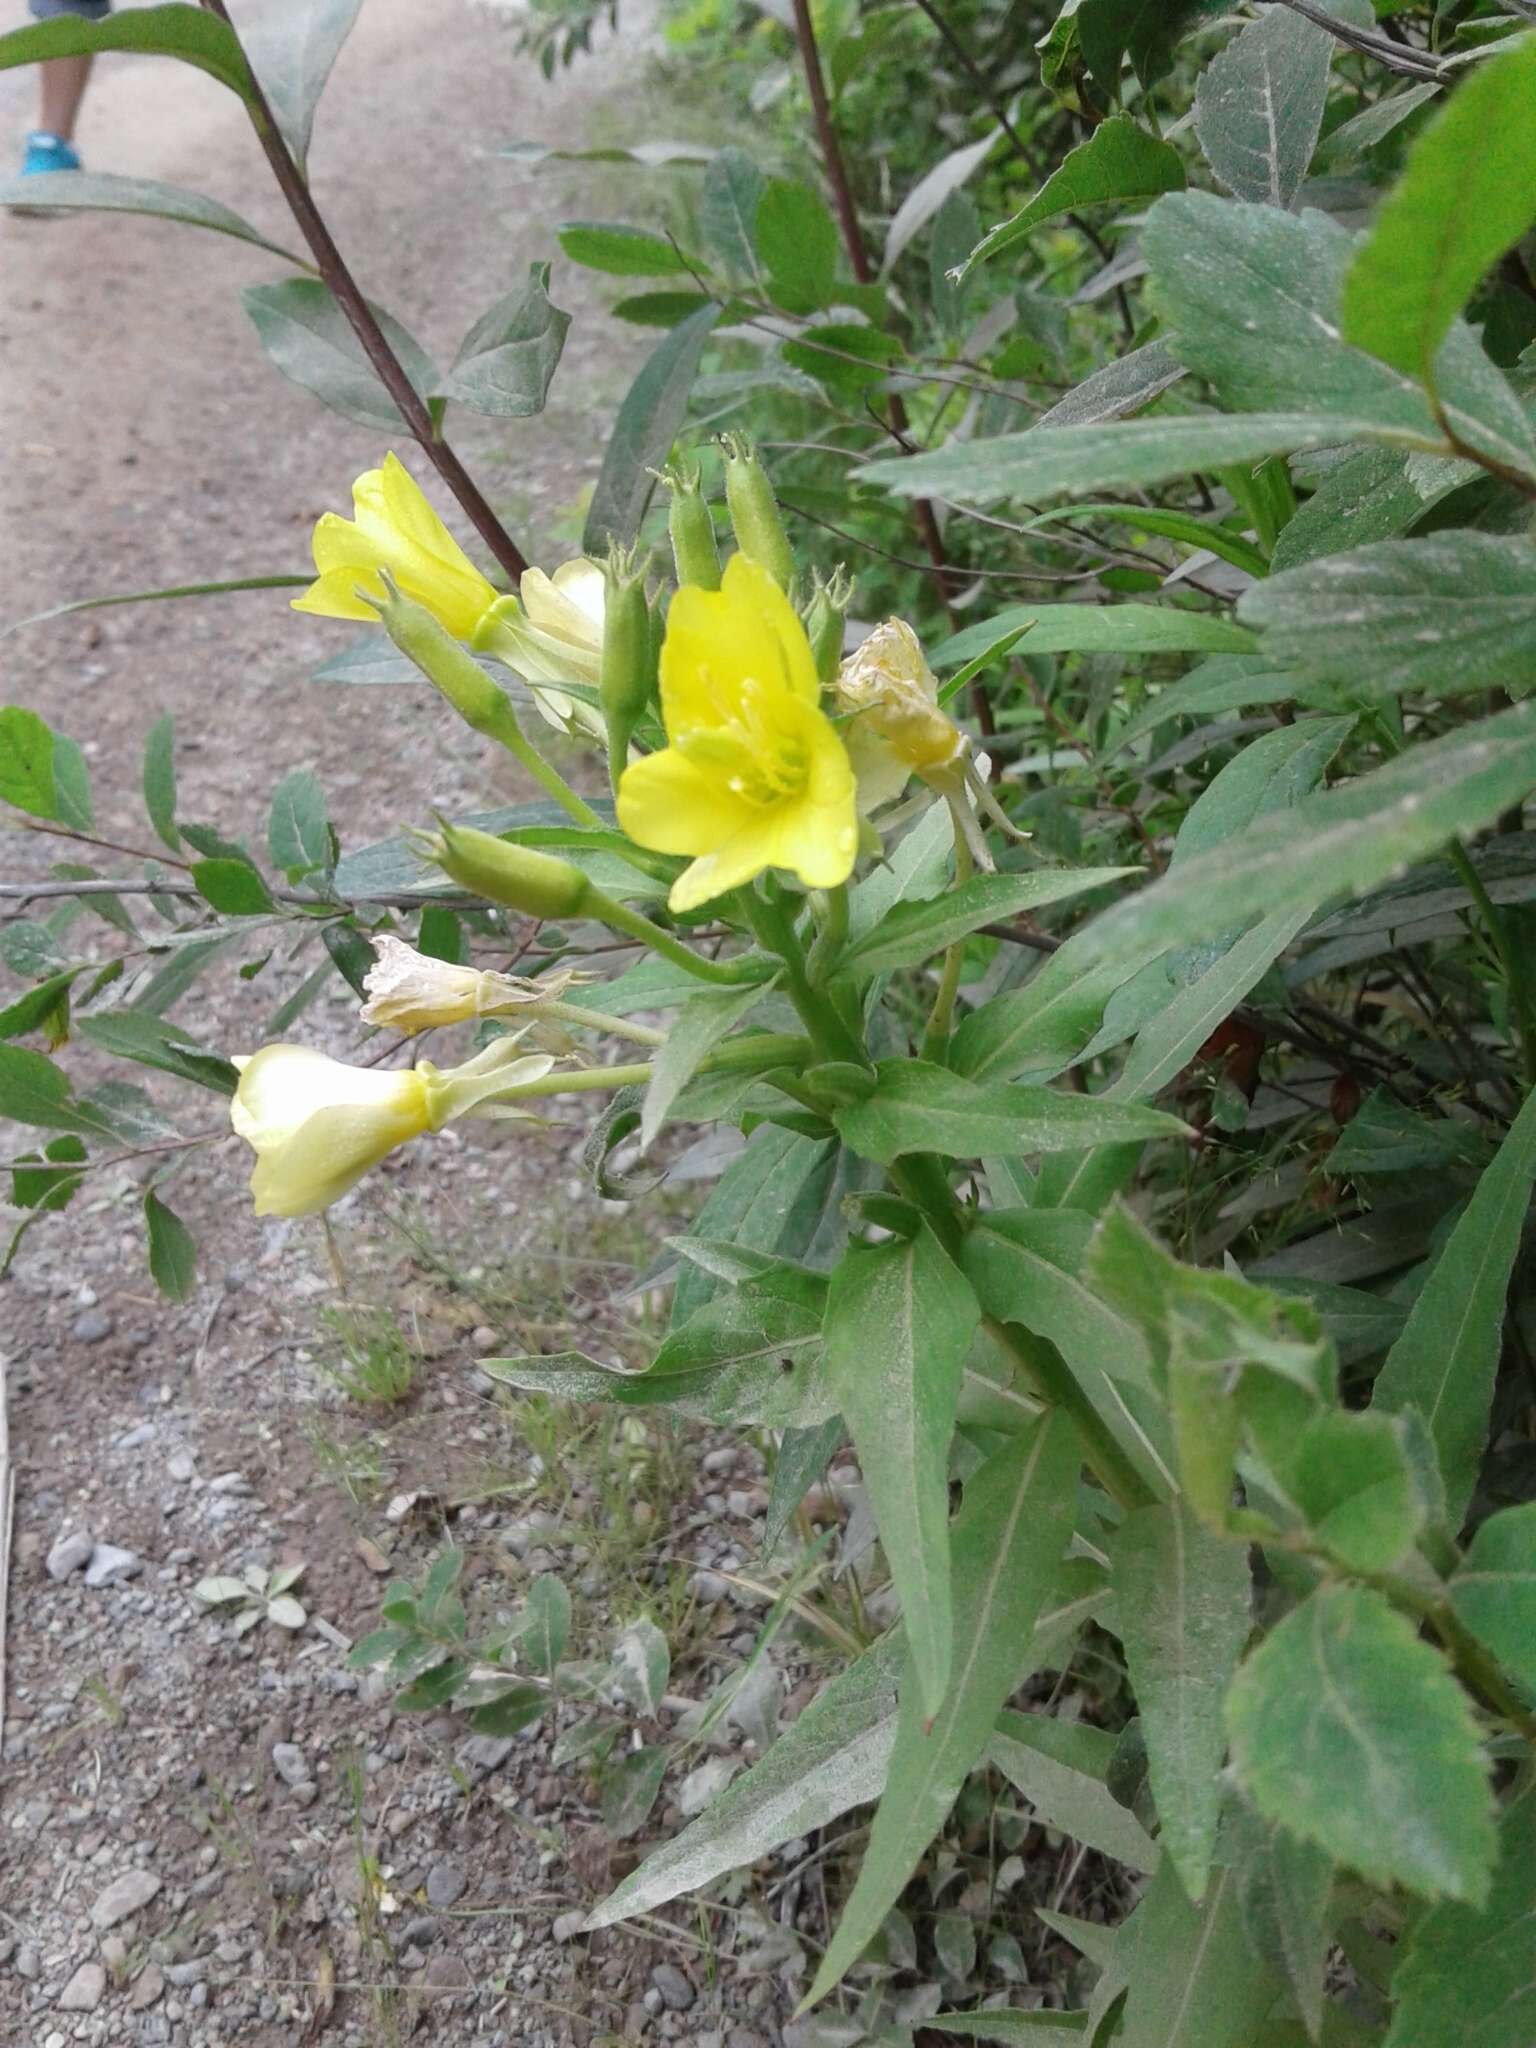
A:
[1,8,804,2043]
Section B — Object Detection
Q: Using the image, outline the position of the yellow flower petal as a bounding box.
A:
[230,1045,432,1217]
[617,745,760,857]
[660,553,818,735]
[291,455,496,640]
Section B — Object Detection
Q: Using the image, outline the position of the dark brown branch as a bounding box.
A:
[198,0,530,581]
[1273,0,1442,80]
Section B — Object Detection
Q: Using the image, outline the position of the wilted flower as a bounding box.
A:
[360,936,588,1036]
[836,618,965,812]
[616,554,857,914]
[229,1039,554,1218]
[292,454,498,640]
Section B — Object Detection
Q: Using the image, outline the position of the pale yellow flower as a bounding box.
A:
[292,454,497,640]
[475,559,608,738]
[836,618,965,812]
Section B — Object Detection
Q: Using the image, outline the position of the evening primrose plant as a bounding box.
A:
[5,4,1536,2041]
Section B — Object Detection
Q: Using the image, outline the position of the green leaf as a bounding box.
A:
[51,736,92,832]
[514,1574,571,1676]
[142,712,179,853]
[267,769,331,880]
[599,1746,668,1838]
[1278,1409,1424,1574]
[863,412,1405,512]
[77,1013,237,1095]
[835,1058,1187,1166]
[1447,1503,1536,1696]
[1194,3,1335,209]
[884,126,1000,275]
[9,1134,86,1214]
[698,145,763,279]
[7,573,310,634]
[1225,1584,1495,1904]
[756,178,838,315]
[963,116,1184,278]
[640,978,770,1151]
[0,169,306,262]
[1341,35,1536,385]
[929,2011,1087,2041]
[1036,340,1186,430]
[1242,533,1536,702]
[243,278,438,433]
[989,1710,1159,1873]
[466,1683,546,1738]
[437,262,569,418]
[610,290,716,327]
[1144,192,1536,487]
[1077,0,1224,92]
[192,858,277,917]
[839,868,1137,977]
[1059,704,1536,981]
[1385,1787,1536,2048]
[669,1125,840,1329]
[241,0,360,176]
[802,1413,1080,2006]
[952,953,1142,1085]
[826,1226,978,1719]
[0,1043,117,1139]
[1110,1500,1250,1903]
[933,603,1253,671]
[1371,1083,1536,1525]
[586,1637,901,1929]
[144,1190,196,1302]
[1226,1802,1332,2045]
[583,303,719,555]
[782,323,904,397]
[555,221,691,277]
[0,969,78,1046]
[1113,1859,1281,2048]
[1314,81,1439,173]
[0,705,56,819]
[0,3,254,101]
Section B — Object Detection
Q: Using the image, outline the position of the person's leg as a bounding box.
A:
[38,53,93,142]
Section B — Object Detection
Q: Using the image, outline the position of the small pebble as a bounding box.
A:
[58,1961,106,2012]
[426,1859,467,1909]
[45,1530,94,1581]
[83,1544,142,1588]
[650,1963,695,2012]
[270,1742,310,1789]
[71,1310,114,1344]
[90,1869,161,1930]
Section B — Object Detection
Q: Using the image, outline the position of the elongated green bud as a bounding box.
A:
[663,461,721,590]
[423,820,593,920]
[721,433,795,591]
[375,577,509,737]
[600,547,655,795]
[802,567,853,685]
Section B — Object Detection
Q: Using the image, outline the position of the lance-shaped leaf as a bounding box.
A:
[1385,1787,1536,2048]
[0,3,255,100]
[1447,1504,1536,1696]
[884,127,1000,274]
[242,0,361,175]
[1342,35,1536,385]
[989,1710,1159,1873]
[962,116,1184,278]
[1241,533,1536,702]
[0,171,308,262]
[639,978,772,1151]
[1194,3,1335,209]
[801,1413,1079,2006]
[933,603,1253,670]
[1371,1083,1536,1525]
[1226,1802,1332,2045]
[584,303,718,554]
[1226,1583,1495,1905]
[838,868,1136,978]
[1113,1858,1282,2048]
[1110,1500,1251,1903]
[826,1226,979,1719]
[243,279,438,433]
[834,1059,1187,1167]
[436,263,570,418]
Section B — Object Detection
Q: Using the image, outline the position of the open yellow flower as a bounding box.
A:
[292,453,497,640]
[616,554,857,914]
[229,1040,554,1218]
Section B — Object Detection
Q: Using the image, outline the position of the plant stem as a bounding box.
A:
[498,1031,809,1103]
[1446,838,1536,1087]
[921,828,973,1060]
[543,1001,666,1047]
[482,698,603,829]
[982,1313,1158,1511]
[591,894,771,987]
[747,889,867,1064]
[197,0,531,583]
[805,884,850,984]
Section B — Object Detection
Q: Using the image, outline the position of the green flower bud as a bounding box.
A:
[600,547,655,795]
[374,577,509,738]
[424,821,593,920]
[721,433,795,592]
[661,460,721,591]
[802,567,853,686]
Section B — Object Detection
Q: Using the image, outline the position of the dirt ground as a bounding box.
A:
[0,6,810,2044]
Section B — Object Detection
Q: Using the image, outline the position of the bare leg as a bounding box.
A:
[38,54,93,140]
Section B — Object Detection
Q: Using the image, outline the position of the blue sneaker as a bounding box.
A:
[21,131,81,176]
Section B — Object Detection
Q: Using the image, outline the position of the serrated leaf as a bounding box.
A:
[587,1636,901,1929]
[1278,1408,1423,1573]
[583,303,718,555]
[438,262,569,418]
[840,869,1135,978]
[243,278,438,433]
[802,1413,1079,2006]
[1341,35,1536,386]
[1227,1802,1331,2045]
[826,1226,978,1719]
[1194,4,1334,210]
[1371,1083,1536,1525]
[1385,1787,1536,2048]
[834,1057,1187,1166]
[1226,1584,1495,1903]
[555,221,690,277]
[1446,1503,1536,1695]
[1110,1500,1250,1903]
[964,116,1184,278]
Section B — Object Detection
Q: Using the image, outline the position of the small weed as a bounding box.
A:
[303,1420,387,1508]
[319,1304,421,1407]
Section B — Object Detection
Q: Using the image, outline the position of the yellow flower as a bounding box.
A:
[474,559,607,738]
[229,1039,553,1218]
[360,936,588,1035]
[836,619,964,811]
[616,555,857,914]
[292,453,497,640]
